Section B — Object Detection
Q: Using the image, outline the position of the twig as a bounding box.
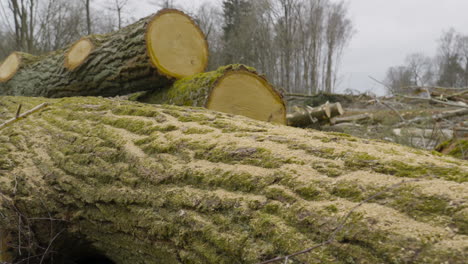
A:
[368,76,405,122]
[15,104,22,118]
[39,229,64,264]
[0,103,48,130]
[257,179,419,264]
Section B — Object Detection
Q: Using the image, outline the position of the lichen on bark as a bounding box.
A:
[0,96,467,263]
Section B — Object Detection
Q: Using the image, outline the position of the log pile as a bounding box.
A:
[0,6,467,264]
[0,9,209,98]
[0,96,467,264]
[0,9,286,125]
[135,64,286,124]
[287,102,344,127]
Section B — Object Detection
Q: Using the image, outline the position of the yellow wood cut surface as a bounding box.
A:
[65,38,94,70]
[146,11,208,78]
[207,71,286,124]
[0,53,20,82]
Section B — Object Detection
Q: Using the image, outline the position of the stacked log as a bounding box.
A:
[0,96,467,263]
[0,9,209,98]
[135,64,287,124]
[287,102,344,127]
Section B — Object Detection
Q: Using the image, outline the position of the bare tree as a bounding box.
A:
[436,28,463,87]
[0,0,37,53]
[195,2,224,70]
[384,66,413,95]
[106,0,129,30]
[149,0,176,9]
[84,0,92,34]
[456,34,468,87]
[405,53,434,87]
[324,1,353,93]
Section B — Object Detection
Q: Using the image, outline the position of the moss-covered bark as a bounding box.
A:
[0,96,467,263]
[0,9,207,98]
[135,65,253,106]
[135,64,286,124]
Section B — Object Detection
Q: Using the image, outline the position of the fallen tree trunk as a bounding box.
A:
[395,108,468,127]
[0,96,467,264]
[0,9,208,98]
[330,113,373,125]
[392,128,453,139]
[134,65,287,124]
[287,102,343,127]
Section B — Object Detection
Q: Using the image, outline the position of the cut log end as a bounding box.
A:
[0,53,20,82]
[207,70,286,124]
[64,38,95,70]
[146,9,208,79]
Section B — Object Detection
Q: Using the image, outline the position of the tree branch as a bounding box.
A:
[0,102,48,130]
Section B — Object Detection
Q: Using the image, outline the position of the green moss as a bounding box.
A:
[288,144,339,160]
[137,137,188,157]
[436,139,468,160]
[111,105,163,118]
[390,188,453,221]
[264,186,297,203]
[137,64,257,107]
[178,114,211,123]
[452,209,468,234]
[263,201,282,214]
[332,182,363,201]
[182,127,214,135]
[194,147,288,169]
[177,169,260,193]
[311,162,343,177]
[324,204,339,213]
[294,185,323,200]
[344,152,467,182]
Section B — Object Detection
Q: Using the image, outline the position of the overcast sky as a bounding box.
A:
[126,0,468,95]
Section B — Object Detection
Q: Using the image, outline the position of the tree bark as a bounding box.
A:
[0,9,208,98]
[134,65,287,124]
[0,96,467,264]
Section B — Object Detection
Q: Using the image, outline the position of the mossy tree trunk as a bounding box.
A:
[0,96,467,264]
[135,65,287,124]
[0,9,208,98]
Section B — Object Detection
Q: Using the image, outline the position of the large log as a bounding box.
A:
[0,96,467,264]
[0,9,208,98]
[134,65,287,124]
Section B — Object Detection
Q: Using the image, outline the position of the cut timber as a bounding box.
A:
[64,36,99,70]
[136,65,286,124]
[329,102,344,117]
[392,128,453,139]
[287,102,344,127]
[0,52,38,82]
[331,113,373,125]
[0,96,467,264]
[0,9,208,97]
[395,108,468,127]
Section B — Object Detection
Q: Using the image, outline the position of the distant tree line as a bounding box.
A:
[0,0,126,57]
[0,0,354,95]
[196,0,354,94]
[385,28,468,94]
